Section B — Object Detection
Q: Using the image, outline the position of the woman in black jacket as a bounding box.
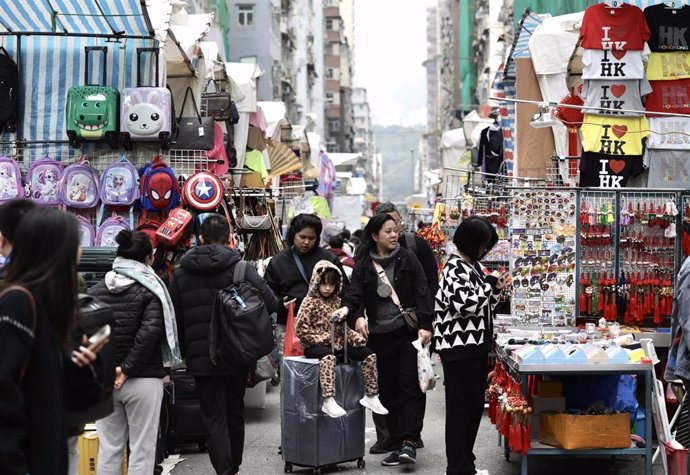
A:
[434,217,505,475]
[344,213,432,467]
[264,213,348,355]
[89,230,178,475]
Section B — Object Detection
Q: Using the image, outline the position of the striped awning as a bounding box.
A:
[0,0,154,38]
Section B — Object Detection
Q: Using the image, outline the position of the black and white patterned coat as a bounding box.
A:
[433,255,500,361]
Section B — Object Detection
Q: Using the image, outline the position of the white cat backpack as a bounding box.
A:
[0,156,24,203]
[59,159,100,209]
[119,47,172,150]
[27,155,64,205]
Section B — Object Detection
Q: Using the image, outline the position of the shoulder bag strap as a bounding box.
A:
[0,285,37,382]
[372,261,404,312]
[292,248,309,284]
[233,260,247,285]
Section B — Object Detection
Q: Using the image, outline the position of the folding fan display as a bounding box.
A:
[266,140,302,178]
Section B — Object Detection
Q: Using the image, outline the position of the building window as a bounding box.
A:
[238,4,254,26]
[240,55,257,63]
[325,92,334,103]
[329,119,340,132]
[326,68,334,79]
[325,18,333,30]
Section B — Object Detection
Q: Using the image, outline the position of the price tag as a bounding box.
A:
[198,127,205,136]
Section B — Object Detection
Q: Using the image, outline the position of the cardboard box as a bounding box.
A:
[539,413,630,450]
[78,430,127,475]
[537,381,563,398]
[239,171,265,189]
[530,396,566,437]
[246,126,266,151]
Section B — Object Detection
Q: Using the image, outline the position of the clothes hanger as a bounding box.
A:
[664,1,681,9]
[604,0,624,8]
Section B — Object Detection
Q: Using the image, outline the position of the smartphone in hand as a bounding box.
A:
[87,324,111,351]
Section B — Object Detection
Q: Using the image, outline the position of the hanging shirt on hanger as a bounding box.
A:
[579,151,644,188]
[647,116,690,149]
[646,149,690,188]
[580,3,650,51]
[582,46,649,80]
[581,114,650,156]
[644,4,690,52]
[477,124,504,179]
[646,52,690,80]
[582,79,652,116]
[645,78,690,115]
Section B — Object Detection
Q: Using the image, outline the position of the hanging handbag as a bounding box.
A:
[202,79,238,123]
[373,261,419,330]
[171,87,214,150]
[235,188,272,233]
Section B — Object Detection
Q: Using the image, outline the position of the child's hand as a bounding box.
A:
[330,307,349,323]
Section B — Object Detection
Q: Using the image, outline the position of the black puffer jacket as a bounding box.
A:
[88,273,165,379]
[169,245,280,375]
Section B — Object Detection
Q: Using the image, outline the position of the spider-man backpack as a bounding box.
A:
[138,156,180,211]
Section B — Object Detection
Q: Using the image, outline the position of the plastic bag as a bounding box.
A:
[283,302,304,357]
[412,338,436,393]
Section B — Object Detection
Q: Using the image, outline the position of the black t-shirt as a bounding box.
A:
[644,4,690,52]
[579,152,644,188]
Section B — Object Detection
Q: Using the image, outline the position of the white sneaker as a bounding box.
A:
[322,397,346,418]
[359,394,389,415]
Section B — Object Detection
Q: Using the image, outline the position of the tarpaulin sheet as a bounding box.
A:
[280,357,365,468]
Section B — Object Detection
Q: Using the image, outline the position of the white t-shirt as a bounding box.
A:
[582,45,650,80]
[647,117,690,149]
[582,79,652,116]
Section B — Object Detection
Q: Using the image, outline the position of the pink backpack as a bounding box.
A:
[0,156,24,203]
[28,155,64,205]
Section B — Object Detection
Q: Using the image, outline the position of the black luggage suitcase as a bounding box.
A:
[165,367,207,453]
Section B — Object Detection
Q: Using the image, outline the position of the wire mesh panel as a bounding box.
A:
[578,190,617,319]
[510,188,578,326]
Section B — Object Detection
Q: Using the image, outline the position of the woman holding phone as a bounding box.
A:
[434,216,505,475]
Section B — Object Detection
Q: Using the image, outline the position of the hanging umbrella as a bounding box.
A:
[266,139,302,178]
[553,87,584,177]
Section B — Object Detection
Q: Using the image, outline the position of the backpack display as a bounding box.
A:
[96,213,131,247]
[27,155,63,205]
[0,46,19,134]
[119,48,173,150]
[0,156,24,203]
[182,171,224,211]
[100,156,139,206]
[65,47,119,149]
[139,157,180,211]
[76,215,96,247]
[209,261,275,367]
[155,207,192,247]
[59,159,100,208]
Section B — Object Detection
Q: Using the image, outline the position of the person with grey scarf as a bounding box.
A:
[344,213,432,467]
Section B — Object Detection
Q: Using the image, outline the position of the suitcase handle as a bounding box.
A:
[137,47,160,88]
[330,320,348,364]
[84,46,107,86]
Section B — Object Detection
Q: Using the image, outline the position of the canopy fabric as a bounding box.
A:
[166,13,213,77]
[226,62,263,113]
[266,140,302,178]
[0,0,153,37]
[504,10,547,79]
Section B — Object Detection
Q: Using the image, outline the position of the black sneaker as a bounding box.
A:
[416,437,425,449]
[381,450,401,466]
[398,440,417,464]
[370,438,396,454]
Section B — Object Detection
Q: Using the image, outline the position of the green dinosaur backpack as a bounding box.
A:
[66,46,119,149]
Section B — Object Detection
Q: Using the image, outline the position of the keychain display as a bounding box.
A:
[510,190,578,326]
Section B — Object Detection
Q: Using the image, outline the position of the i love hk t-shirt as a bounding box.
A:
[646,52,690,80]
[645,79,690,116]
[644,4,690,52]
[579,152,643,188]
[582,79,651,116]
[647,117,690,149]
[581,114,650,156]
[582,47,648,80]
[580,3,650,51]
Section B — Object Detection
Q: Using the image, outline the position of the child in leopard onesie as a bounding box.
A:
[296,260,388,418]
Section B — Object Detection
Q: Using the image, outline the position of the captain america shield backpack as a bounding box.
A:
[182,172,224,211]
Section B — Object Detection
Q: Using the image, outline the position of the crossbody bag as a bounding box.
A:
[372,261,418,330]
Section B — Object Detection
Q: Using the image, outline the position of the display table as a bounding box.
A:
[496,346,654,475]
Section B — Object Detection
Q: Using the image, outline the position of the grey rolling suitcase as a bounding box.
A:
[281,321,366,474]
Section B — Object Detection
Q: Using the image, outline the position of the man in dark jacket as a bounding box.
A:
[169,214,279,475]
[371,202,438,453]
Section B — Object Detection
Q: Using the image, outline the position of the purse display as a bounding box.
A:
[235,188,272,233]
[202,79,238,123]
[171,87,214,150]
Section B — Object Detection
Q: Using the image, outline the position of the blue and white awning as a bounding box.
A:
[0,0,153,38]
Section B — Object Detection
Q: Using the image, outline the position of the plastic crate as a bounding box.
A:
[663,440,689,475]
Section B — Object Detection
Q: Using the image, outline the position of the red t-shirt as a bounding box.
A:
[645,79,690,116]
[580,3,650,51]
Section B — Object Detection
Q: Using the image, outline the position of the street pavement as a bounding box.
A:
[171,365,662,474]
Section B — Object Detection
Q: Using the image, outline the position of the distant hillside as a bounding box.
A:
[373,125,424,202]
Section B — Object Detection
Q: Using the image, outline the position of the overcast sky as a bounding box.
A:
[354,0,434,127]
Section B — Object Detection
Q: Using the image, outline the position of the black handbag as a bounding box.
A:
[171,87,214,150]
[203,79,239,124]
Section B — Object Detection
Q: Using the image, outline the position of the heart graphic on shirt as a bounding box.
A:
[611,85,626,98]
[611,50,626,60]
[609,159,626,174]
[612,124,628,138]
